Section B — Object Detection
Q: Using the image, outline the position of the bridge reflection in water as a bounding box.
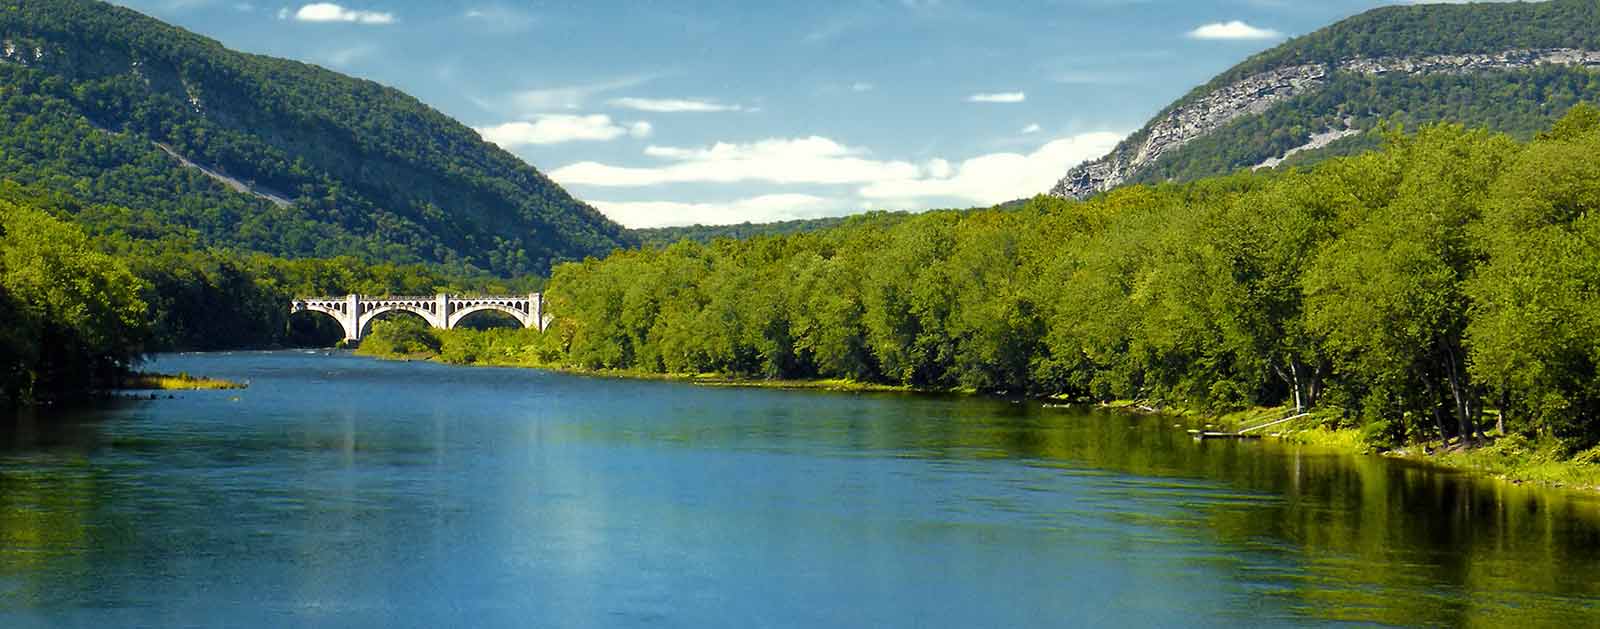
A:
[290,293,546,341]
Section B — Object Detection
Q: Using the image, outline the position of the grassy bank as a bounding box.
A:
[121,371,247,391]
[1228,408,1600,492]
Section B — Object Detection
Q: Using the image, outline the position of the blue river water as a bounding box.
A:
[2,351,1598,627]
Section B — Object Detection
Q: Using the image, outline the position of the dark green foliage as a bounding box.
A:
[0,175,557,405]
[0,180,538,353]
[527,110,1600,455]
[0,0,631,275]
[357,316,443,358]
[0,197,145,404]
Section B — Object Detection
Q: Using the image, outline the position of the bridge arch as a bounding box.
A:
[289,304,355,343]
[358,304,443,339]
[447,303,533,330]
[291,299,358,342]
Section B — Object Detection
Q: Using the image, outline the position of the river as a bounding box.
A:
[2,351,1598,627]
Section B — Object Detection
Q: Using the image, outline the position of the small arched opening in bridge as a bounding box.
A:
[287,308,349,347]
[451,307,524,331]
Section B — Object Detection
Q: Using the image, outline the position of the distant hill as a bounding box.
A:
[1051,0,1600,199]
[0,0,631,275]
[631,216,860,248]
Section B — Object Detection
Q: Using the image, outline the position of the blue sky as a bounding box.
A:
[111,0,1452,227]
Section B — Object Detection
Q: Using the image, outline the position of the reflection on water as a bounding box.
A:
[2,351,1598,627]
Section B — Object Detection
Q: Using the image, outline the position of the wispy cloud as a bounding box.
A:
[1187,21,1281,40]
[609,97,746,113]
[290,3,395,24]
[463,5,537,32]
[968,91,1025,103]
[1021,123,1041,134]
[552,137,920,187]
[590,194,849,228]
[478,75,658,114]
[851,82,875,92]
[475,115,652,147]
[858,132,1122,205]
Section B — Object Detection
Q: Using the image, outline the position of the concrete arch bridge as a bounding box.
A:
[290,294,548,342]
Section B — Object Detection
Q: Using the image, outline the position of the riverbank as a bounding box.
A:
[1212,408,1600,493]
[351,334,1600,493]
[121,371,248,391]
[549,368,930,394]
[363,348,931,394]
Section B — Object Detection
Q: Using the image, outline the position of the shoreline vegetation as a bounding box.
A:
[120,371,247,391]
[352,326,1600,494]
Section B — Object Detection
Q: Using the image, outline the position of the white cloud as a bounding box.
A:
[464,5,536,32]
[482,75,655,114]
[968,91,1026,103]
[851,81,875,92]
[609,97,745,113]
[551,136,921,187]
[591,194,848,228]
[1021,123,1042,134]
[475,114,650,147]
[858,131,1122,205]
[294,3,395,24]
[1187,21,1281,40]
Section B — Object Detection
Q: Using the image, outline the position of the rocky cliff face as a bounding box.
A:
[1049,48,1600,199]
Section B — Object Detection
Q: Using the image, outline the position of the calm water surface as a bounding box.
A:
[2,351,1599,627]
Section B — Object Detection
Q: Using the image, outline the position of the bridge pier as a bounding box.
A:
[344,294,361,342]
[291,292,547,343]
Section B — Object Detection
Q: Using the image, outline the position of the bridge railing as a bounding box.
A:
[300,295,538,302]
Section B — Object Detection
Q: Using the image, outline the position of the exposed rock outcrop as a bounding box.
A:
[1253,126,1361,171]
[1049,48,1600,199]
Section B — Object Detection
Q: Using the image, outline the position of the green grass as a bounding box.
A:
[122,371,246,390]
[1278,425,1369,452]
[1259,416,1600,492]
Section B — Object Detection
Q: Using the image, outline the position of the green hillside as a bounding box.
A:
[628,213,919,248]
[0,0,631,275]
[1054,0,1600,197]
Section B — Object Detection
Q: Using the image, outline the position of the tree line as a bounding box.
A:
[0,181,537,405]
[524,109,1600,454]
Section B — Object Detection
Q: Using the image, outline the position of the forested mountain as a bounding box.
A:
[0,0,631,275]
[1051,0,1600,199]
